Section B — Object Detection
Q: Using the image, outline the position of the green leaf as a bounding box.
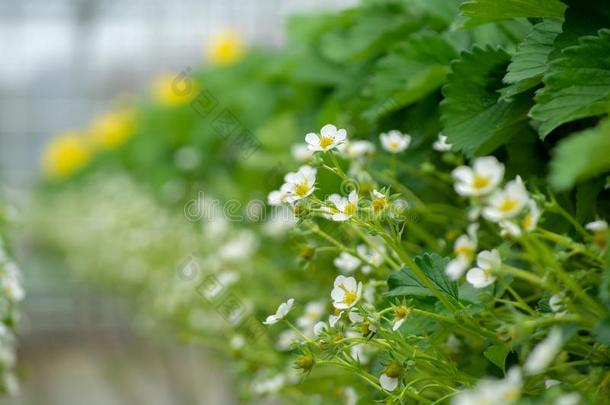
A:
[386,253,458,300]
[593,320,610,346]
[459,0,566,28]
[484,343,511,371]
[502,19,563,98]
[440,46,534,156]
[320,3,423,63]
[550,119,610,191]
[364,32,458,120]
[530,29,610,138]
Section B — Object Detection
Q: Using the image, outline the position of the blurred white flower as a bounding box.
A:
[297,300,325,329]
[524,328,563,374]
[331,275,363,309]
[334,252,361,274]
[549,294,567,316]
[252,374,285,395]
[433,133,452,151]
[305,124,347,152]
[325,191,358,221]
[452,156,504,196]
[380,130,411,153]
[337,140,375,159]
[263,206,297,237]
[263,298,295,325]
[313,321,328,336]
[267,184,292,206]
[466,249,501,289]
[291,143,314,162]
[452,367,522,405]
[218,230,258,262]
[283,165,317,202]
[555,392,581,405]
[446,224,478,280]
[356,244,384,274]
[379,373,399,391]
[483,176,529,222]
[342,386,358,405]
[585,220,608,232]
[2,263,24,302]
[276,329,299,350]
[230,335,245,351]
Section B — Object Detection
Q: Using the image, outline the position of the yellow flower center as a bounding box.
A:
[499,198,518,213]
[522,214,533,229]
[472,175,490,189]
[372,197,387,212]
[42,132,92,179]
[344,202,357,216]
[389,141,400,150]
[394,306,409,319]
[344,291,357,305]
[319,136,334,149]
[295,182,310,197]
[454,245,473,257]
[207,32,245,66]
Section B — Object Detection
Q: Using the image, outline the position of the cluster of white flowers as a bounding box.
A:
[0,235,22,395]
[447,156,541,288]
[452,156,540,237]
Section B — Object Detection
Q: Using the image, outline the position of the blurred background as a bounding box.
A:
[0,1,354,404]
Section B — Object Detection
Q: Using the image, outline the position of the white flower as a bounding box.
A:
[263,206,297,237]
[466,249,501,289]
[2,263,24,302]
[545,379,561,388]
[334,252,361,274]
[380,130,411,153]
[524,328,563,374]
[230,335,245,350]
[483,176,529,222]
[313,321,328,336]
[267,184,292,206]
[585,220,608,232]
[452,156,504,196]
[337,140,375,159]
[363,284,376,304]
[349,337,370,364]
[555,393,581,405]
[252,374,285,395]
[392,306,410,331]
[263,298,295,325]
[325,191,358,221]
[329,310,343,327]
[379,373,399,391]
[291,143,314,162]
[283,165,317,202]
[218,230,258,262]
[331,275,363,309]
[356,244,384,274]
[305,124,347,152]
[342,386,358,405]
[452,367,522,405]
[276,329,299,350]
[433,134,452,151]
[297,301,325,329]
[549,294,567,315]
[445,224,478,280]
[522,199,541,232]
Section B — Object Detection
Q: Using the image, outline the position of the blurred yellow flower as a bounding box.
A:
[207,31,245,66]
[152,73,199,106]
[42,132,91,179]
[88,109,136,150]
